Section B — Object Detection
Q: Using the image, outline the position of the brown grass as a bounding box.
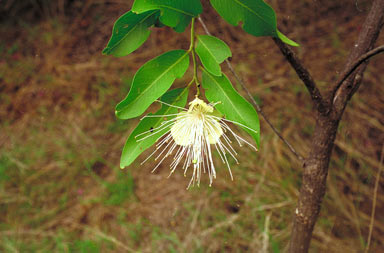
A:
[0,0,383,252]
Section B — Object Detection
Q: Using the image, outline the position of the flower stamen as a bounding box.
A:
[138,97,257,188]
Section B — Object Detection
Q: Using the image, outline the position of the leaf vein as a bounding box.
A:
[117,51,188,113]
[106,10,157,53]
[232,0,272,27]
[155,5,195,17]
[204,71,249,126]
[198,37,220,63]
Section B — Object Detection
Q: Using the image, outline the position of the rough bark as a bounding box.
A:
[288,115,340,252]
[288,0,384,252]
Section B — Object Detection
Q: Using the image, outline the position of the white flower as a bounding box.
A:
[136,97,257,189]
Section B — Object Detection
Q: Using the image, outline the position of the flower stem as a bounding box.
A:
[188,17,200,96]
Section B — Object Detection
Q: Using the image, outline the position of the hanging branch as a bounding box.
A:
[272,38,328,115]
[331,44,384,103]
[198,17,304,162]
[331,0,384,113]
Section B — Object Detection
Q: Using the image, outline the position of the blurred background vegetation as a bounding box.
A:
[1,0,383,252]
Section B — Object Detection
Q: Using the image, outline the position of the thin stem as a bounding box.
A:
[198,17,304,162]
[331,45,384,103]
[189,17,200,96]
[272,37,328,115]
[189,17,196,51]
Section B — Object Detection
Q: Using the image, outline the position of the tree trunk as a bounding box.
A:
[288,0,384,252]
[288,113,340,252]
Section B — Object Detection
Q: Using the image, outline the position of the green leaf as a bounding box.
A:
[210,0,298,47]
[132,0,203,32]
[195,35,231,76]
[172,14,192,33]
[202,69,260,147]
[116,50,189,119]
[102,10,159,57]
[120,88,189,168]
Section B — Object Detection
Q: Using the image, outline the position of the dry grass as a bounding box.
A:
[0,0,383,252]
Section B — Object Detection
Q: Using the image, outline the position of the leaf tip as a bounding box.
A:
[287,40,300,47]
[120,158,130,169]
[102,48,109,55]
[115,110,125,119]
[276,30,300,47]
